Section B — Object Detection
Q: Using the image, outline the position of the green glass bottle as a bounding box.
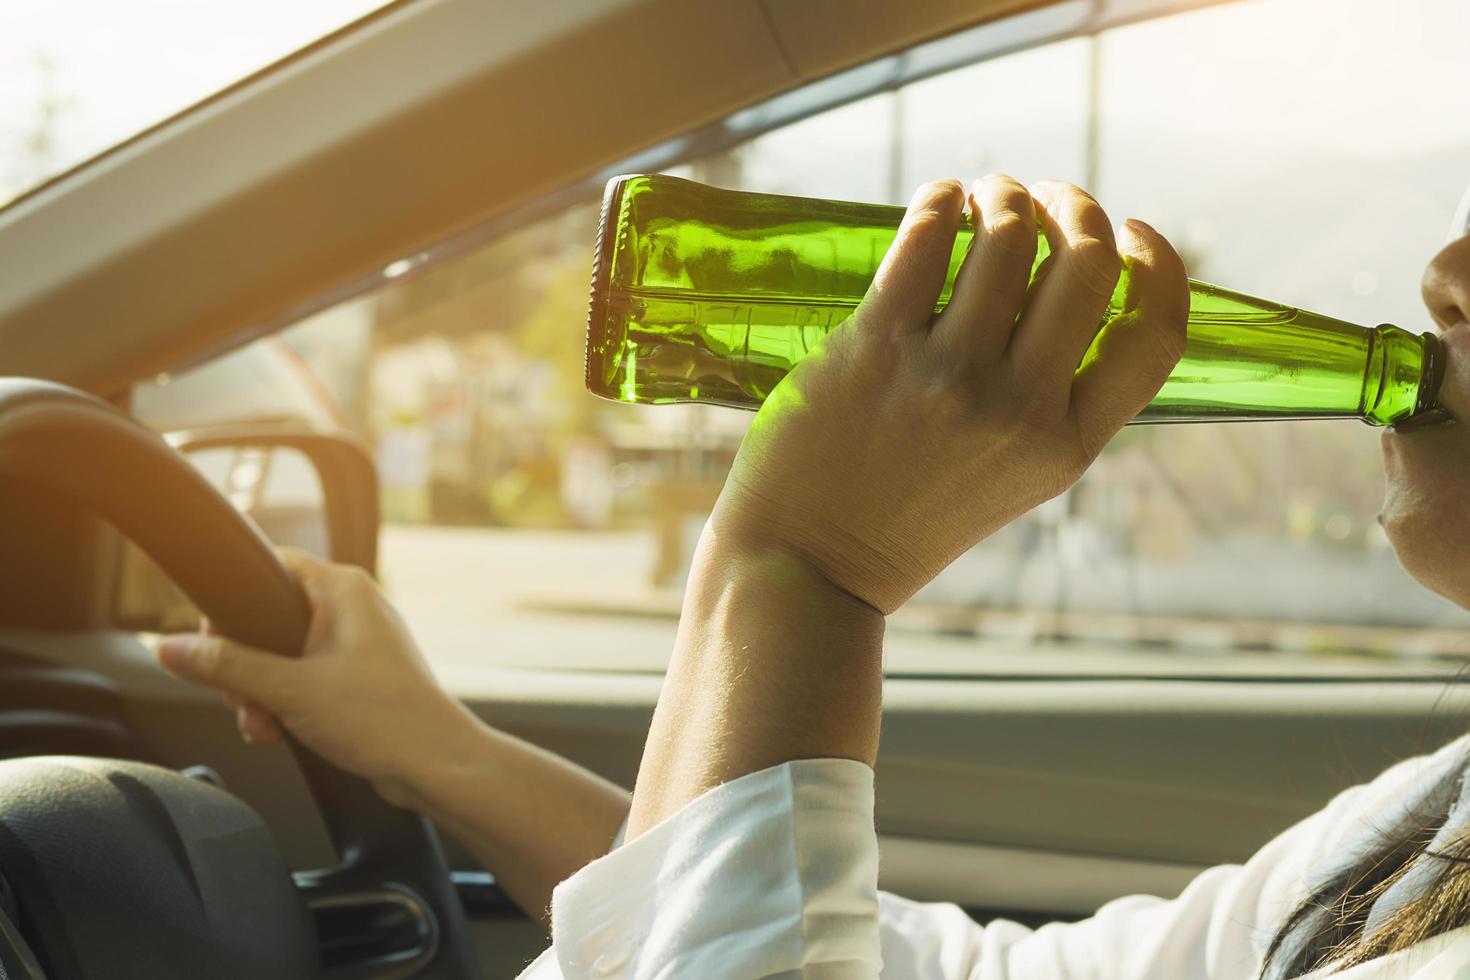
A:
[585,174,1443,425]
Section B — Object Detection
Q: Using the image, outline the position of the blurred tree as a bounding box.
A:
[517,261,601,437]
[4,51,76,203]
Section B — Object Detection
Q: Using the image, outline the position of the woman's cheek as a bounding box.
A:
[1380,430,1470,605]
[1378,429,1415,539]
[1379,464,1427,566]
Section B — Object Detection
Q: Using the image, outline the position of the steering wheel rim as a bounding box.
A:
[0,378,480,980]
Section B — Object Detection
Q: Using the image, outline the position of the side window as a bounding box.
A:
[137,0,1470,671]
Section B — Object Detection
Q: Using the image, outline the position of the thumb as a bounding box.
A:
[156,633,296,708]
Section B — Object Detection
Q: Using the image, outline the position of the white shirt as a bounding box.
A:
[518,736,1470,980]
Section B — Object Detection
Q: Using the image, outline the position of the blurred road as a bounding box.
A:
[379,524,1470,678]
[380,524,681,672]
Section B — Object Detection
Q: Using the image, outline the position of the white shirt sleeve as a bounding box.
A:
[519,736,1470,980]
[517,755,1284,980]
[519,758,882,980]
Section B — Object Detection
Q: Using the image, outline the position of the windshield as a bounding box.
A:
[1,0,391,208]
[136,0,1470,676]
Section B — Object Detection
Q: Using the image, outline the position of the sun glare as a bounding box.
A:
[0,0,391,207]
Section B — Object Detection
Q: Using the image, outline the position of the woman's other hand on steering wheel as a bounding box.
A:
[155,548,475,804]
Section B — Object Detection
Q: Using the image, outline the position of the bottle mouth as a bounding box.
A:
[1363,325,1446,427]
[584,175,630,400]
[1414,330,1447,419]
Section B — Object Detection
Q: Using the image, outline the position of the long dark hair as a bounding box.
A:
[1261,788,1470,976]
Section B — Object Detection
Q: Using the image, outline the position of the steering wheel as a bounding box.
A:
[0,378,480,979]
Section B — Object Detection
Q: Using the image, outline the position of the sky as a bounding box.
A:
[0,0,388,203]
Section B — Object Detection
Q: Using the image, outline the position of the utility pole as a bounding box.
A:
[1084,30,1102,191]
[1054,22,1105,638]
[887,86,905,204]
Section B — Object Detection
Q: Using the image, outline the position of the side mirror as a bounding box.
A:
[114,425,378,633]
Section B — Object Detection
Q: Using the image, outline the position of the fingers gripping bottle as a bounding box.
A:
[585,174,1443,426]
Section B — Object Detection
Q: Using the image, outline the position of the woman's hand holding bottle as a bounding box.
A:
[709,174,1190,614]
[629,175,1190,838]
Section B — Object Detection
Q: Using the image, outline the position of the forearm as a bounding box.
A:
[387,704,630,929]
[626,521,886,840]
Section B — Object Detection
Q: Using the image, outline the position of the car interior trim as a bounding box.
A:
[877,834,1204,916]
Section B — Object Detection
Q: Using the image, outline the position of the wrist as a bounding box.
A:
[697,505,885,620]
[377,697,490,811]
[684,514,886,677]
[629,502,888,837]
